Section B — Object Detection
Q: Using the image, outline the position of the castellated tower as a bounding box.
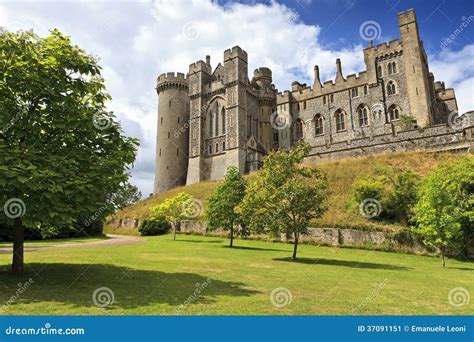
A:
[154,72,189,194]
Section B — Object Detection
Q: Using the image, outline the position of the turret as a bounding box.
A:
[253,67,272,89]
[154,72,190,194]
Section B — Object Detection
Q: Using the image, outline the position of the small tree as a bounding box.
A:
[110,180,142,210]
[241,144,328,259]
[206,167,246,247]
[412,158,473,266]
[151,192,193,240]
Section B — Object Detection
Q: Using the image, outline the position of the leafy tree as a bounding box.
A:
[110,180,142,210]
[206,166,246,247]
[241,144,328,259]
[385,169,420,225]
[412,158,473,266]
[151,192,193,240]
[0,29,139,273]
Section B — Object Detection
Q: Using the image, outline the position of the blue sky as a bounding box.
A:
[1,0,473,196]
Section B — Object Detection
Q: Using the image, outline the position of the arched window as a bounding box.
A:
[388,63,393,75]
[335,109,345,132]
[295,119,303,140]
[358,106,369,127]
[314,114,324,135]
[387,81,396,95]
[388,105,400,121]
[221,107,226,134]
[392,62,397,73]
[209,112,214,137]
[215,109,219,136]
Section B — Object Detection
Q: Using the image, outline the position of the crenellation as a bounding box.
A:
[154,8,472,194]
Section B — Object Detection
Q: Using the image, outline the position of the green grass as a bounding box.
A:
[0,234,472,315]
[108,151,473,234]
[0,236,107,247]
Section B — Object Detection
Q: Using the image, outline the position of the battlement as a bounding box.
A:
[224,45,248,61]
[189,60,211,74]
[363,39,402,54]
[156,72,188,93]
[254,67,272,80]
[398,8,416,26]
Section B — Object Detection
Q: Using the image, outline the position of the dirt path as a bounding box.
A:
[0,234,143,253]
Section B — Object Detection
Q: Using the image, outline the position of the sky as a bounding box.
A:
[1,0,473,197]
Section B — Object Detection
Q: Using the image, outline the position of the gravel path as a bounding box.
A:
[0,234,143,253]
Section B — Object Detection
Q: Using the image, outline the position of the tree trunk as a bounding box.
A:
[292,233,299,260]
[229,226,234,247]
[441,253,446,267]
[12,218,24,274]
[173,222,177,241]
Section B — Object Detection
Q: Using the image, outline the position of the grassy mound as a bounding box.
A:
[109,151,472,233]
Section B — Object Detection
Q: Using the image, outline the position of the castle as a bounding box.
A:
[154,9,473,194]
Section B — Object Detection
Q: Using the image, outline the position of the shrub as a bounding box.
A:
[139,217,170,236]
[350,176,389,218]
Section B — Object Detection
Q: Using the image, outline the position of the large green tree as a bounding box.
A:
[241,144,328,259]
[0,29,139,273]
[412,158,473,266]
[206,166,247,247]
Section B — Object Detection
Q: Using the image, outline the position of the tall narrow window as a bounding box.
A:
[208,145,212,155]
[364,85,368,95]
[168,100,172,107]
[358,106,369,126]
[223,141,226,150]
[209,112,213,137]
[314,114,323,135]
[377,65,382,77]
[351,88,358,98]
[303,101,307,110]
[335,110,345,132]
[388,63,393,75]
[160,117,163,125]
[215,143,219,153]
[215,110,219,136]
[295,119,303,140]
[330,94,334,103]
[392,62,397,73]
[222,107,226,134]
[389,106,400,121]
[387,81,396,95]
[323,96,326,105]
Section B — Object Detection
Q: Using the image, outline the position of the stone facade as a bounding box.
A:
[154,8,473,194]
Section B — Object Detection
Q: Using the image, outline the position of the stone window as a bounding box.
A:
[323,96,326,105]
[177,148,179,156]
[377,65,382,77]
[351,88,358,98]
[388,61,397,75]
[215,110,219,136]
[335,109,345,132]
[387,81,397,95]
[159,148,161,157]
[364,85,368,95]
[168,100,172,107]
[389,105,400,121]
[209,112,214,137]
[314,114,323,135]
[222,107,226,134]
[303,101,307,110]
[160,117,163,125]
[215,143,219,153]
[208,144,212,155]
[358,106,369,127]
[330,94,334,103]
[295,119,303,140]
[297,103,300,111]
[177,116,180,123]
[168,132,170,138]
[223,141,226,150]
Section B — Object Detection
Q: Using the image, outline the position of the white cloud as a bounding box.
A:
[3,0,471,198]
[429,44,474,114]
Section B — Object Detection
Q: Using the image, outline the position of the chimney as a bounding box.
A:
[313,65,322,90]
[335,58,344,83]
[206,55,211,66]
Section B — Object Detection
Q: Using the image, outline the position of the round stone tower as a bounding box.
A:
[154,72,189,194]
[254,68,276,152]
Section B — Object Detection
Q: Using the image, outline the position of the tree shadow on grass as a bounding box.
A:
[273,257,409,270]
[175,239,223,244]
[0,263,259,311]
[223,245,289,252]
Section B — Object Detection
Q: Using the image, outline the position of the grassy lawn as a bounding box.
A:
[0,234,472,315]
[0,236,107,247]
